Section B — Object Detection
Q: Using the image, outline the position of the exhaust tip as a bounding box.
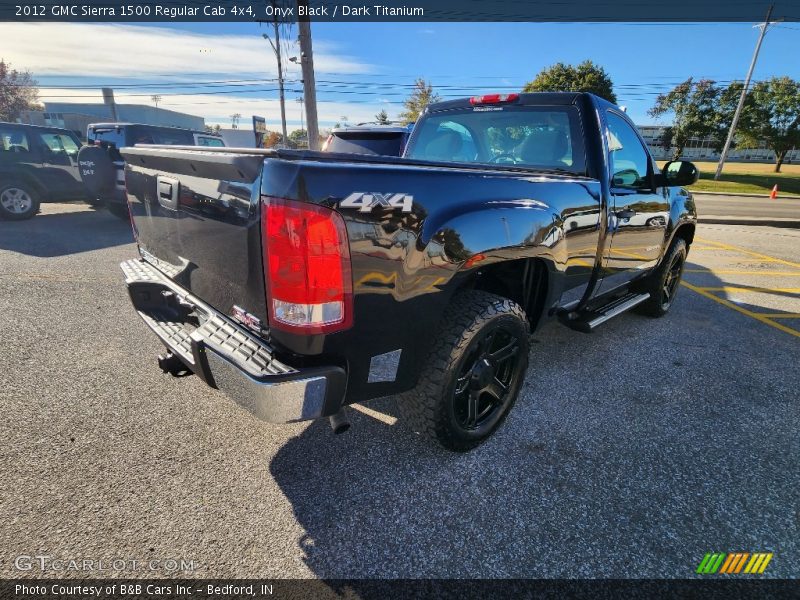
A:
[329,410,350,435]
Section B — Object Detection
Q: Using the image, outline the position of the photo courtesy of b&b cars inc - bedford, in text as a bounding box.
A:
[1,0,799,598]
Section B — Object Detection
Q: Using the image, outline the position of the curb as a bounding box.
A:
[692,191,800,199]
[698,216,800,228]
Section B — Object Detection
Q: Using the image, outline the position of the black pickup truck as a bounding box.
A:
[119,92,698,451]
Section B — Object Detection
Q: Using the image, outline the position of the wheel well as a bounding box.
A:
[465,258,549,329]
[1,173,46,199]
[673,223,695,247]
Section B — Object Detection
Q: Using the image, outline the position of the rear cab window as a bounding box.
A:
[327,131,406,156]
[128,126,194,146]
[89,127,124,148]
[405,104,586,175]
[195,136,225,147]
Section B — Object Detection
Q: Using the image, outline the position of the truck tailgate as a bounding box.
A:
[121,148,269,324]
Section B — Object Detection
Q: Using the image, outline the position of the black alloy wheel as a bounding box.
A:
[661,250,686,310]
[397,290,530,451]
[453,325,522,434]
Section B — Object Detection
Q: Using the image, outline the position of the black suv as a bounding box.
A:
[0,122,88,220]
[322,123,413,156]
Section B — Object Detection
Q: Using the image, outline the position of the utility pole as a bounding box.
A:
[714,5,774,180]
[297,96,305,145]
[263,2,287,146]
[101,87,118,121]
[297,0,320,150]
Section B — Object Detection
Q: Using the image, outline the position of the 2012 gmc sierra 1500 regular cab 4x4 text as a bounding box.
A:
[118,92,698,451]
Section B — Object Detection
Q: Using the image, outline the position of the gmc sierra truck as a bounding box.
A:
[119,92,698,451]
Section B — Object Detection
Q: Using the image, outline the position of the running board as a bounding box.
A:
[559,292,651,333]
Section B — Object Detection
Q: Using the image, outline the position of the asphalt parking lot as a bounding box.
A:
[1,202,798,579]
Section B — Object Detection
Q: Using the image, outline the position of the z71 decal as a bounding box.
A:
[339,192,413,213]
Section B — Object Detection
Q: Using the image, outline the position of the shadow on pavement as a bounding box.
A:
[269,255,798,582]
[0,204,134,257]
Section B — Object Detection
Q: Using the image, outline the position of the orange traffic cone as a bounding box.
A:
[770,184,779,199]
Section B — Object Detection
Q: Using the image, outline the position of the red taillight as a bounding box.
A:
[469,93,519,105]
[262,197,353,334]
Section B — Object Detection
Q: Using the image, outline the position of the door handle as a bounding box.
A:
[616,209,636,219]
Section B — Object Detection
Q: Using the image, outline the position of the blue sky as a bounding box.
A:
[2,21,798,129]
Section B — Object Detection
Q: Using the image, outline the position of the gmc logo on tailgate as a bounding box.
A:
[339,192,413,213]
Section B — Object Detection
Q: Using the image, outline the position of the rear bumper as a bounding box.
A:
[121,258,346,423]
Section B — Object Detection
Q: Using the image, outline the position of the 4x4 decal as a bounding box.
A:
[339,192,413,213]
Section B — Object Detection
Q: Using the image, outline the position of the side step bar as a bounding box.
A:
[560,292,651,333]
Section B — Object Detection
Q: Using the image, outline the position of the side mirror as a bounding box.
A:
[662,160,699,187]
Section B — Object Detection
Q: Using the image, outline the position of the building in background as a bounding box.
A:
[638,125,799,164]
[218,128,258,148]
[19,103,204,141]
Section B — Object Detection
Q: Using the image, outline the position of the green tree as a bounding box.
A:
[0,59,39,122]
[399,79,440,124]
[708,81,752,154]
[649,78,719,160]
[737,77,800,173]
[375,109,389,124]
[523,60,616,104]
[288,128,308,148]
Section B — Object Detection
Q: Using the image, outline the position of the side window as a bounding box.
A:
[607,112,651,190]
[0,129,30,153]
[39,133,80,157]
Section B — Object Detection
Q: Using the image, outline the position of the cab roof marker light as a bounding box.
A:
[469,93,520,105]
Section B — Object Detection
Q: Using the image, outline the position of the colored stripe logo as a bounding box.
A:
[696,552,773,574]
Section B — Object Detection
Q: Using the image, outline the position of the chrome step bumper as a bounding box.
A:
[121,258,346,423]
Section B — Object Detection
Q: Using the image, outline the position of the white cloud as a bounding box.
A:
[39,88,403,129]
[0,23,371,77]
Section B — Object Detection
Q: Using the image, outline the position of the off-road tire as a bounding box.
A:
[635,237,688,317]
[397,290,529,452]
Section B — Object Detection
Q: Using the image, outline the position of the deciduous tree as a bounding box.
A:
[738,77,800,173]
[649,78,718,160]
[523,60,616,104]
[0,59,39,122]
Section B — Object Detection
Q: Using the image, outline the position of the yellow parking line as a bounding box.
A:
[696,237,800,269]
[736,258,787,264]
[683,269,800,276]
[757,313,800,319]
[681,281,800,339]
[698,286,800,294]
